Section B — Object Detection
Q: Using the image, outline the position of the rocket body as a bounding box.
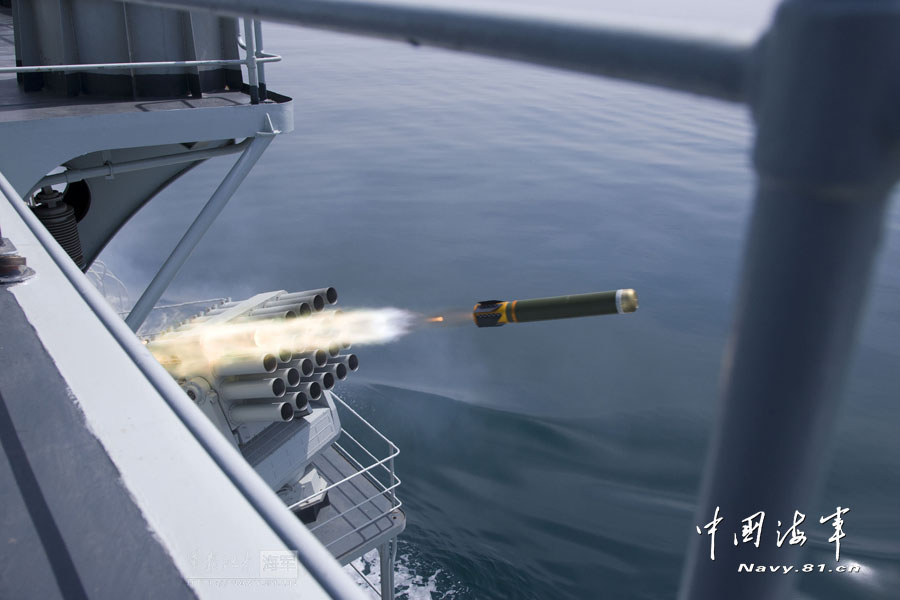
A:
[473,289,638,327]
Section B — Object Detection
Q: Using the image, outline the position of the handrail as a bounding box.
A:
[289,441,398,510]
[347,561,382,597]
[322,502,403,551]
[0,55,280,74]
[288,394,401,512]
[2,14,277,106]
[117,0,750,103]
[287,393,403,560]
[331,441,401,502]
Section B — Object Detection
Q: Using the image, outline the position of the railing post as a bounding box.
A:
[679,2,900,598]
[388,448,397,506]
[243,17,259,104]
[378,541,395,599]
[253,19,268,101]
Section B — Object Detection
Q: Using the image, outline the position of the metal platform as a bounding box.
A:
[308,445,405,565]
[0,8,293,198]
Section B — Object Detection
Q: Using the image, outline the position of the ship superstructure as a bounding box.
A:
[1,1,401,597]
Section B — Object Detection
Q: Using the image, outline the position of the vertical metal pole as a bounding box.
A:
[388,450,397,505]
[243,17,259,104]
[253,19,267,101]
[679,2,900,599]
[378,541,395,599]
[125,131,275,331]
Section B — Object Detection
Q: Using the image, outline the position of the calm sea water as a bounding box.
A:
[99,2,900,598]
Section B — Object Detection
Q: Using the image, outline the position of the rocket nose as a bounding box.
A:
[616,289,639,313]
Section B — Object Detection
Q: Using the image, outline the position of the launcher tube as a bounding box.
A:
[229,402,294,424]
[218,377,286,400]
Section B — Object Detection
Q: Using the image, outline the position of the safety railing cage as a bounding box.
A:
[296,394,402,598]
[296,394,402,542]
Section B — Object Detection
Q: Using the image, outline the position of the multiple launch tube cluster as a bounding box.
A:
[149,287,358,428]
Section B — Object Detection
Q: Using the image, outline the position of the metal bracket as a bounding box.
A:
[125,127,276,331]
[0,238,35,284]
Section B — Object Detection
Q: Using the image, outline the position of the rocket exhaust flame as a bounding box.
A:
[147,307,414,378]
[160,289,419,431]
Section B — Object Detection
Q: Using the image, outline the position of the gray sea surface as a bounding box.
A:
[99,2,900,598]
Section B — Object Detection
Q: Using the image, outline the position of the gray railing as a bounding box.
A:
[296,395,402,543]
[293,394,402,599]
[121,0,750,102]
[0,18,278,104]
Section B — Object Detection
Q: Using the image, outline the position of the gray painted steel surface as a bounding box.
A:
[0,81,293,263]
[0,9,293,267]
[0,287,197,600]
[11,0,242,97]
[1,171,367,599]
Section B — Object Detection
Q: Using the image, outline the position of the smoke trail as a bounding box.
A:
[147,308,416,378]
